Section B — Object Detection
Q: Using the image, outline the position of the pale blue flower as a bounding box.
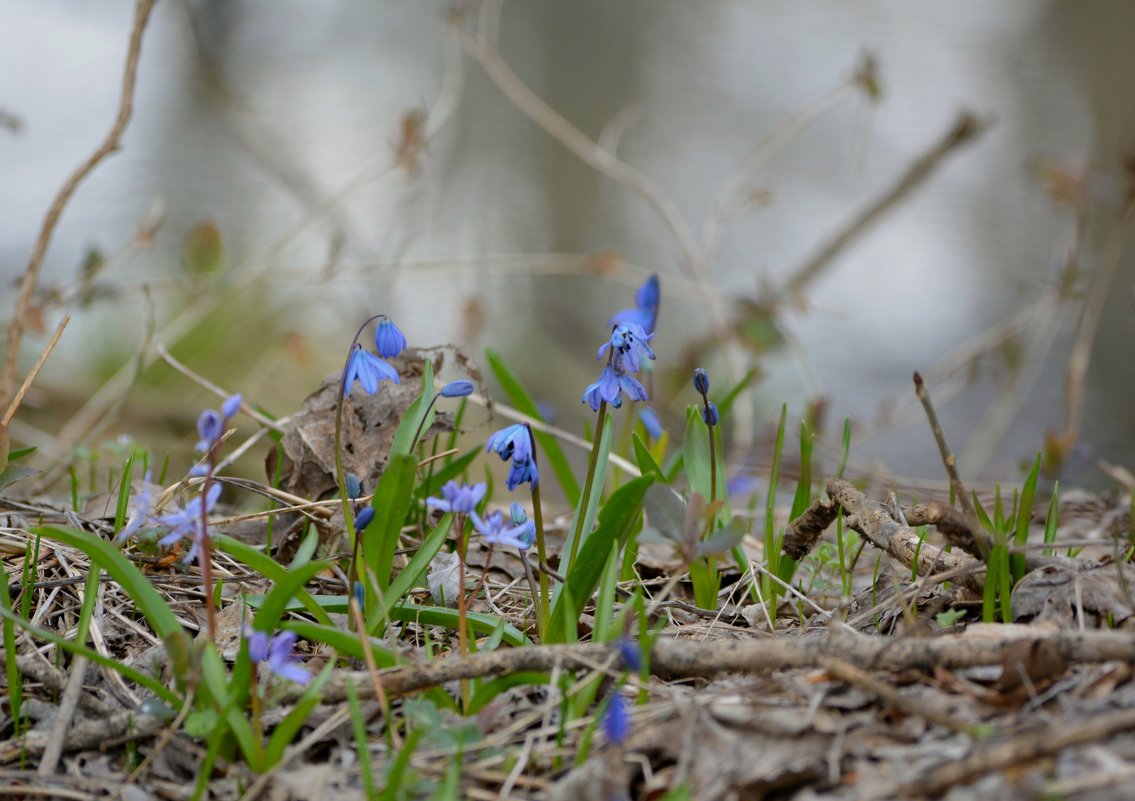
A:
[611,274,660,335]
[476,508,535,550]
[245,628,311,685]
[602,694,630,746]
[374,318,407,359]
[597,323,655,375]
[582,365,647,411]
[343,343,399,395]
[440,380,475,398]
[427,481,487,527]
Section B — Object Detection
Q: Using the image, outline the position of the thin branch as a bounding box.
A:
[2,0,158,406]
[777,110,988,303]
[1,315,69,427]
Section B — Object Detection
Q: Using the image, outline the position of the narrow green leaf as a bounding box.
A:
[286,620,397,668]
[560,413,613,573]
[547,475,653,642]
[683,407,712,501]
[365,453,418,593]
[213,535,333,627]
[485,348,580,506]
[370,515,453,632]
[389,359,436,457]
[250,561,329,633]
[632,432,665,481]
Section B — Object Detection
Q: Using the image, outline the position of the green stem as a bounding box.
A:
[568,400,608,569]
[531,481,550,637]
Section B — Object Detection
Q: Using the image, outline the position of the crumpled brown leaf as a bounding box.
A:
[1011,563,1135,627]
[270,351,454,500]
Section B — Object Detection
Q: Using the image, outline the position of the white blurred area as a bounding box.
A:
[2,1,1133,485]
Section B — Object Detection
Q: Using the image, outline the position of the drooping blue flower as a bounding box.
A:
[343,343,400,395]
[374,318,407,359]
[506,458,539,491]
[637,407,663,440]
[426,481,487,527]
[701,401,719,427]
[475,507,535,550]
[597,324,655,375]
[486,424,532,464]
[611,274,660,335]
[345,472,362,500]
[244,628,311,685]
[221,393,243,419]
[602,694,630,746]
[582,365,647,411]
[440,380,475,398]
[195,394,243,452]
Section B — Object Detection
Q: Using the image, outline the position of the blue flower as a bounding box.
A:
[597,324,655,375]
[602,694,630,746]
[155,482,223,562]
[582,365,647,411]
[440,380,475,398]
[637,407,663,440]
[486,424,532,464]
[617,637,642,672]
[701,401,719,427]
[475,507,535,550]
[354,506,375,533]
[426,481,487,525]
[343,343,399,395]
[195,394,243,452]
[506,458,539,491]
[221,393,243,419]
[245,628,311,685]
[374,318,407,359]
[611,274,660,335]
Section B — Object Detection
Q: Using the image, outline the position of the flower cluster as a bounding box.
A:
[486,423,538,491]
[343,317,406,395]
[582,322,656,411]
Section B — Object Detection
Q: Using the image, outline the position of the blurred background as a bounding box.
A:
[3,0,1135,493]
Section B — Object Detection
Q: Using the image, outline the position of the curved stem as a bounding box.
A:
[523,424,551,638]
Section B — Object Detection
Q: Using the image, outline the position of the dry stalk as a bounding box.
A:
[1,0,157,407]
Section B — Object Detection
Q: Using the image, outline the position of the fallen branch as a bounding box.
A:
[307,627,1135,703]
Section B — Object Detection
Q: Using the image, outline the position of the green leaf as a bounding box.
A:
[365,453,418,594]
[199,642,262,770]
[7,446,36,461]
[0,463,38,492]
[467,673,550,715]
[682,407,712,501]
[213,535,333,627]
[369,514,453,632]
[547,475,653,642]
[485,348,580,506]
[265,660,334,766]
[390,358,436,457]
[288,621,397,668]
[632,432,665,481]
[560,412,613,573]
[250,561,329,634]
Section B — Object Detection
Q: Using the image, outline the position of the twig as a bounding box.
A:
[901,707,1135,798]
[913,371,985,557]
[1,315,69,427]
[777,110,988,303]
[1,0,157,406]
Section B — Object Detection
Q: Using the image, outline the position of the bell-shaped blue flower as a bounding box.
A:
[440,380,475,398]
[486,424,532,464]
[476,507,535,550]
[426,481,487,526]
[374,318,407,359]
[597,323,655,375]
[244,627,311,685]
[582,365,647,411]
[602,694,630,746]
[701,401,719,427]
[344,344,399,395]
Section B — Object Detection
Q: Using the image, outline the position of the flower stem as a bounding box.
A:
[198,450,218,641]
[568,400,608,569]
[706,416,718,504]
[524,424,550,638]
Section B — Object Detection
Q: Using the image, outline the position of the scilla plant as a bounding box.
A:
[3,279,817,785]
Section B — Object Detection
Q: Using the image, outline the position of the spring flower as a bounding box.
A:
[244,628,311,685]
[611,273,660,335]
[155,482,223,562]
[440,380,475,398]
[602,694,630,746]
[617,637,642,672]
[345,472,362,500]
[195,394,242,453]
[427,481,487,526]
[344,343,399,395]
[582,365,647,411]
[486,424,539,490]
[597,323,655,376]
[374,317,407,359]
[701,401,719,427]
[476,505,535,549]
